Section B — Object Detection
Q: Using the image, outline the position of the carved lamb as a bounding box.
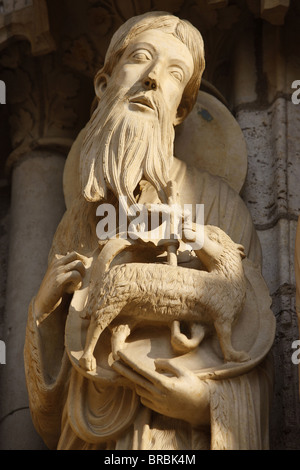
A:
[79,225,250,372]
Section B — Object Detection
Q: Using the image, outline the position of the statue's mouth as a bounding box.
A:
[129,95,155,111]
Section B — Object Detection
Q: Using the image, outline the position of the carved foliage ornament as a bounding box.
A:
[0,43,80,168]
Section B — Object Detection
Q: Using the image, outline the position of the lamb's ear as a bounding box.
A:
[236,243,246,259]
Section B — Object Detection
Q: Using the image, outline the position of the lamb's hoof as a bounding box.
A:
[224,350,251,363]
[79,354,97,371]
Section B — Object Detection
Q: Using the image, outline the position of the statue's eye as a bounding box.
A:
[132,51,151,61]
[170,69,183,82]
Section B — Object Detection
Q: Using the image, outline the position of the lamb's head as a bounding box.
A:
[206,226,245,258]
[197,225,246,272]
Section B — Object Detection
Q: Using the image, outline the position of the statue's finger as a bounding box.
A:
[58,271,82,293]
[135,385,165,400]
[112,360,159,393]
[154,358,190,378]
[116,351,168,388]
[56,251,88,265]
[63,259,86,277]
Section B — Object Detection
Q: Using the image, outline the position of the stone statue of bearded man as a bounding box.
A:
[24,11,275,450]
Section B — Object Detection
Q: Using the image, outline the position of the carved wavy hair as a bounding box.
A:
[80,12,205,205]
[95,11,205,120]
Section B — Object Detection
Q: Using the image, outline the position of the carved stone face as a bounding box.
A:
[81,29,195,204]
[105,29,194,126]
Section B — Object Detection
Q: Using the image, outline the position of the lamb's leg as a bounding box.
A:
[79,315,103,371]
[79,299,128,371]
[214,319,250,363]
[110,323,132,360]
[171,321,206,354]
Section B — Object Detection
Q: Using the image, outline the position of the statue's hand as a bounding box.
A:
[113,354,210,428]
[34,251,86,323]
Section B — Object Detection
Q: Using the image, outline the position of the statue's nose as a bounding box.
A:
[142,74,157,90]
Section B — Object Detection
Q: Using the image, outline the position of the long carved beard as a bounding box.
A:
[80,82,175,211]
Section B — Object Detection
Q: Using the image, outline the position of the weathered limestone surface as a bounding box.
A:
[0,152,65,449]
[232,7,300,448]
[0,0,300,450]
[19,11,275,451]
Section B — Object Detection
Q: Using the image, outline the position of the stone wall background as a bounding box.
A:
[0,0,300,450]
[232,12,300,449]
[0,106,10,342]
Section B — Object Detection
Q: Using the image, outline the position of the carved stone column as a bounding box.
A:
[0,38,91,449]
[296,216,300,356]
[232,3,300,448]
[0,150,66,449]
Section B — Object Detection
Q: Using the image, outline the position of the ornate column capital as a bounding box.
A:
[0,0,55,55]
[0,42,92,173]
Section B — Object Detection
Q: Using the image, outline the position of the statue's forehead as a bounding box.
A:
[125,29,194,69]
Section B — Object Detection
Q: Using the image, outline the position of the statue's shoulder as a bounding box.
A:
[48,195,99,263]
[173,156,243,205]
[173,157,261,267]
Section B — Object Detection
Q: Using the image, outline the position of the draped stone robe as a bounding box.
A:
[24,158,274,450]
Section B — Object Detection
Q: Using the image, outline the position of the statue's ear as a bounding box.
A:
[94,72,110,99]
